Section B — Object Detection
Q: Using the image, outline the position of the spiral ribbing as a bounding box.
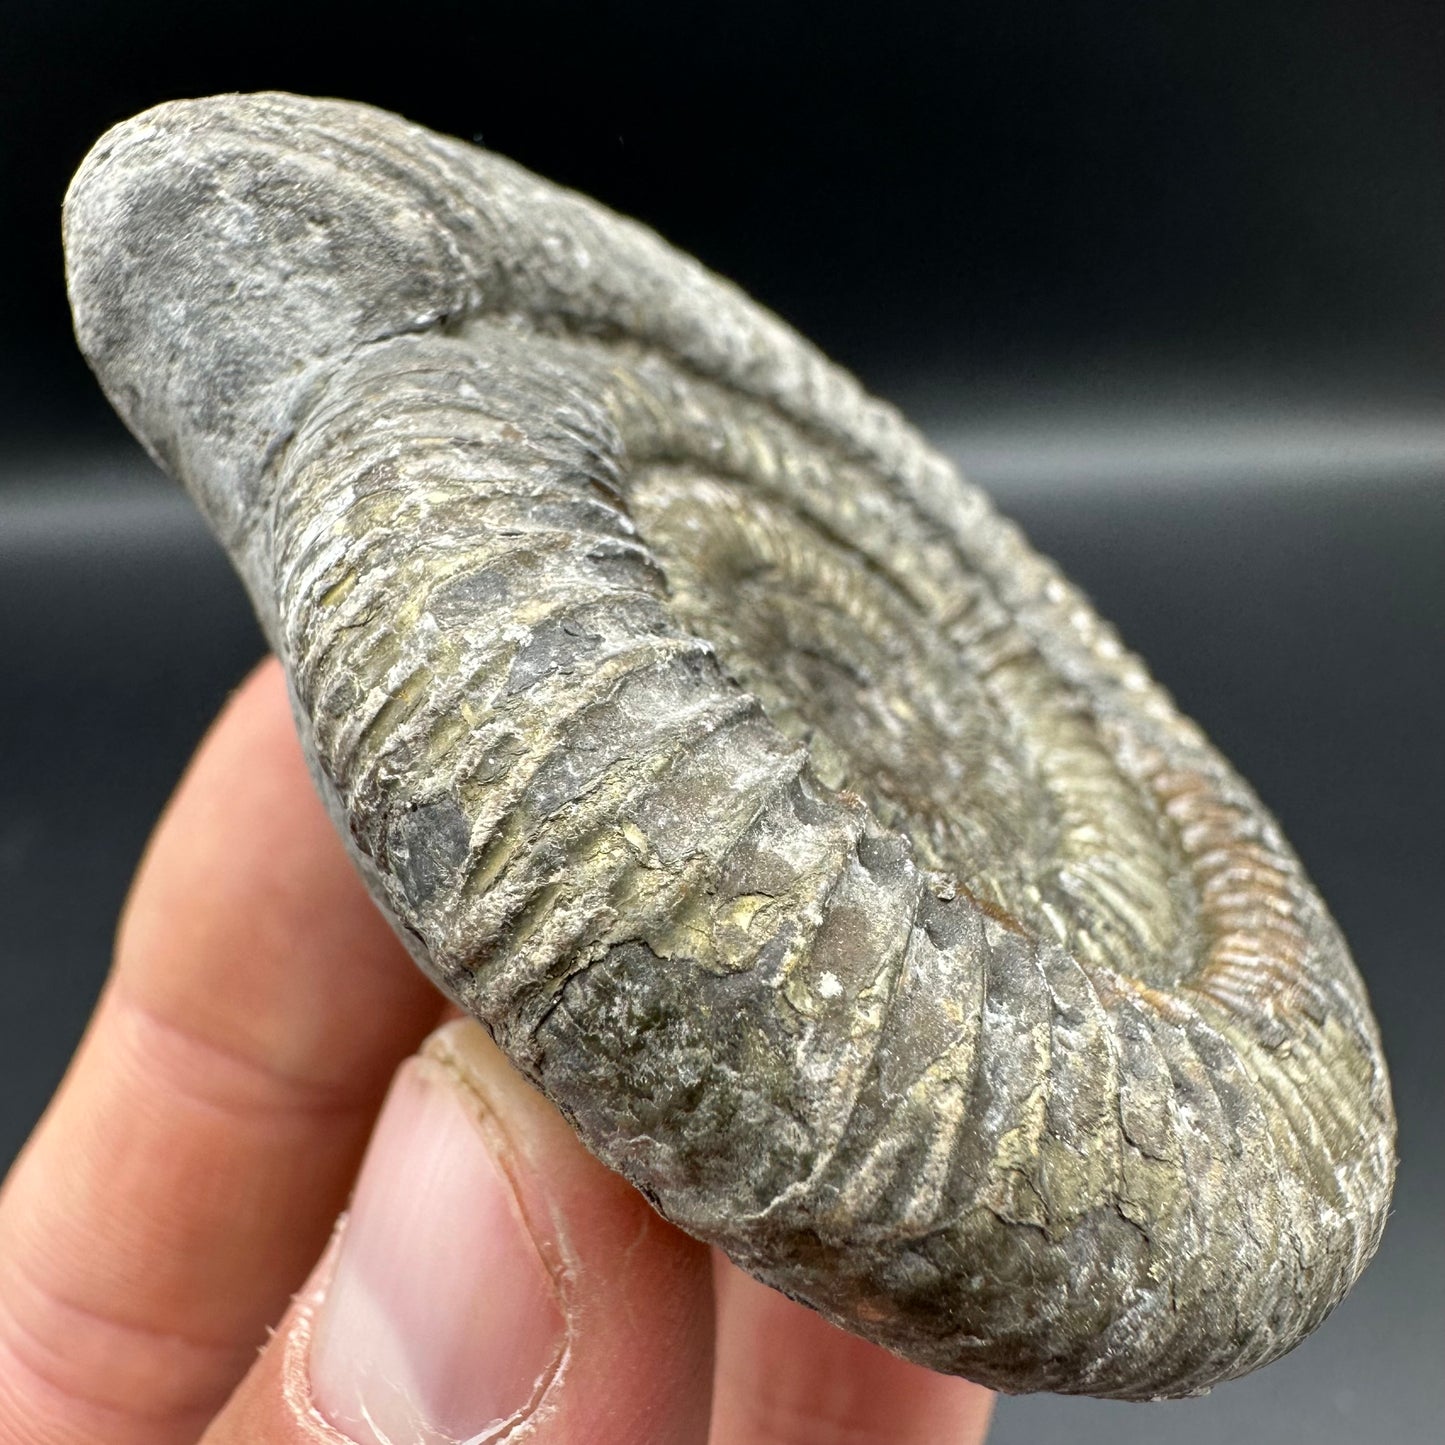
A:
[65,92,1394,1398]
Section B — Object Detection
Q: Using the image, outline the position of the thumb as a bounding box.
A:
[203,1018,715,1444]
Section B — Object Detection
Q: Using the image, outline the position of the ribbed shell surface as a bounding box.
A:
[63,92,1395,1399]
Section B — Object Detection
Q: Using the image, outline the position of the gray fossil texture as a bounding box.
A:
[63,92,1395,1400]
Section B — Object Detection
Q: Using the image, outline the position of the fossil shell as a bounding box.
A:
[64,92,1395,1399]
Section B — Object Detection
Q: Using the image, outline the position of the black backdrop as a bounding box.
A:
[5,1,1445,441]
[1,6,1441,1443]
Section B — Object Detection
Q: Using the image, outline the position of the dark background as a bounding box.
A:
[1,4,1441,1442]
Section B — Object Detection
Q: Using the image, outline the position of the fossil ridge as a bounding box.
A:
[64,92,1396,1399]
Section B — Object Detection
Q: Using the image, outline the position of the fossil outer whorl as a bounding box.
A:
[64,93,1395,1399]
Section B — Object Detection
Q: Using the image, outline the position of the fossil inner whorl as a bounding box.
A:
[63,91,1395,1401]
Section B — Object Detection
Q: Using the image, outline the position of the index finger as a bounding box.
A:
[0,658,444,1445]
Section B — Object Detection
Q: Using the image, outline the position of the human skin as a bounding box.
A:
[0,659,995,1445]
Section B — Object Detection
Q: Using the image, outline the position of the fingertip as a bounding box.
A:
[407,1021,718,1443]
[210,1021,715,1445]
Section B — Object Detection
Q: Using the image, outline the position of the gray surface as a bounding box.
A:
[1,426,1440,1438]
[60,94,1401,1399]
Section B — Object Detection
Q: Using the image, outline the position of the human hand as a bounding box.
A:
[0,658,995,1444]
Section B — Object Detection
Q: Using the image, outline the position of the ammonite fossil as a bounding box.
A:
[64,92,1396,1400]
